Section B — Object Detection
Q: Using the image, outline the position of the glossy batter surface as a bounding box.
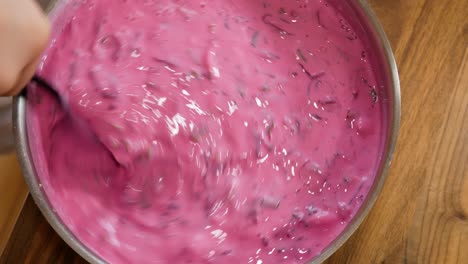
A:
[27,0,388,263]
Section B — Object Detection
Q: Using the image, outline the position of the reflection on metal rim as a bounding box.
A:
[14,0,400,263]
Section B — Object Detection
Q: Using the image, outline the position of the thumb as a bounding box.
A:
[0,0,50,96]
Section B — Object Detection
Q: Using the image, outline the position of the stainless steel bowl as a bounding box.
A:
[12,0,401,263]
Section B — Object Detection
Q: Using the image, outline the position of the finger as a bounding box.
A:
[0,0,50,96]
[2,57,41,96]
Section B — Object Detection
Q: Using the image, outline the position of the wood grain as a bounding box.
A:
[0,153,28,256]
[1,0,467,263]
[0,197,86,264]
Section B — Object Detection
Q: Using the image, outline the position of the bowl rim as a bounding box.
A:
[13,0,400,263]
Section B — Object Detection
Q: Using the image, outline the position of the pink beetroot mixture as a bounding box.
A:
[27,0,388,263]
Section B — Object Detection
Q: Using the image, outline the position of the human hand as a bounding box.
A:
[0,0,50,96]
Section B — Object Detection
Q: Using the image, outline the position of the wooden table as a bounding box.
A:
[1,0,467,263]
